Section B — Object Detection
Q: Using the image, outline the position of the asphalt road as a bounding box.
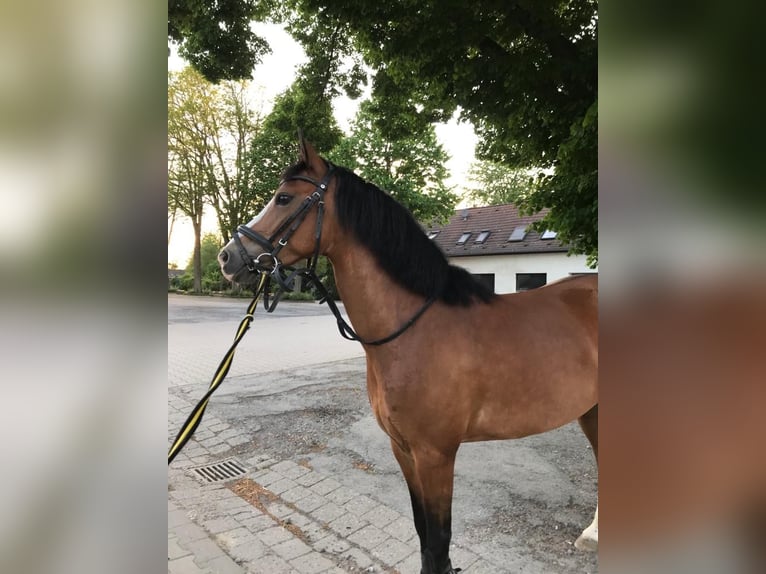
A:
[168,294,598,573]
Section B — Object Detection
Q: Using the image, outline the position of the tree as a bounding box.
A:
[187,233,227,292]
[465,161,535,207]
[169,67,265,292]
[290,0,597,262]
[168,0,271,82]
[206,80,266,243]
[329,100,457,224]
[168,69,214,293]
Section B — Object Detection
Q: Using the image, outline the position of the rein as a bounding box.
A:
[168,273,268,464]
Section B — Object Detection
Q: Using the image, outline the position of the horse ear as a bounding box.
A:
[297,130,323,174]
[297,128,308,161]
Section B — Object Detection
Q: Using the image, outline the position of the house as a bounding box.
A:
[426,204,595,293]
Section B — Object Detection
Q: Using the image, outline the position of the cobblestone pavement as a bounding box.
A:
[168,296,598,574]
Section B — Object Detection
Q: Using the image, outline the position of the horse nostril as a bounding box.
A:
[218,249,228,263]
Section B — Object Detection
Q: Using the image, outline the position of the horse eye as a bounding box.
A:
[275,193,293,206]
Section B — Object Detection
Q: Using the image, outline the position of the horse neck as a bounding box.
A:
[326,239,427,344]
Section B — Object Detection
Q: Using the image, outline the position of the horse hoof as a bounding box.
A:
[574,531,598,551]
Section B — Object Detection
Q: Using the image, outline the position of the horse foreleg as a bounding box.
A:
[575,403,599,551]
[412,447,459,574]
[390,440,427,551]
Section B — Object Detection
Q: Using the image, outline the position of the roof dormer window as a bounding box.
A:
[475,231,491,244]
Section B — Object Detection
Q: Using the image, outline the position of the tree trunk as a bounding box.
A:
[168,209,177,246]
[192,219,202,294]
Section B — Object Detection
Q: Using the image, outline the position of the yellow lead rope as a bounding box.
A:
[168,273,268,465]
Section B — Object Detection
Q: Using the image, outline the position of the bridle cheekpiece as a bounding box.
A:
[232,163,335,292]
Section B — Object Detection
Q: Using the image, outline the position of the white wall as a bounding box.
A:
[450,252,596,293]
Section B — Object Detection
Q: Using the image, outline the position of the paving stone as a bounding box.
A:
[168,537,192,560]
[208,443,231,455]
[289,520,327,543]
[269,477,299,495]
[312,533,350,555]
[174,522,211,545]
[256,525,294,547]
[242,553,296,574]
[215,497,252,513]
[272,460,312,479]
[240,513,276,533]
[231,507,264,523]
[185,536,225,563]
[347,524,389,552]
[249,468,272,480]
[203,554,246,574]
[342,495,379,517]
[225,435,251,447]
[449,545,480,570]
[327,512,367,537]
[254,470,283,487]
[360,504,402,529]
[190,455,213,464]
[226,538,268,563]
[168,555,206,574]
[283,512,312,528]
[339,547,374,569]
[246,453,277,470]
[272,537,312,560]
[217,429,243,441]
[311,502,346,524]
[294,470,324,487]
[169,509,193,528]
[462,558,505,574]
[383,515,417,542]
[309,478,341,496]
[293,492,327,513]
[265,501,295,520]
[325,486,356,506]
[371,537,415,566]
[395,550,422,574]
[289,551,335,574]
[281,485,313,503]
[203,517,242,535]
[170,488,209,503]
[215,527,254,550]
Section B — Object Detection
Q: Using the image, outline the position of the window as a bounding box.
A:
[472,273,495,292]
[456,232,472,245]
[508,225,527,242]
[541,230,557,239]
[427,231,440,239]
[516,273,547,292]
[475,231,491,244]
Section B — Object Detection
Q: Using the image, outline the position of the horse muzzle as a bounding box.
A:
[218,235,275,285]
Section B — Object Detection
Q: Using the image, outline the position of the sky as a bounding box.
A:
[168,22,478,268]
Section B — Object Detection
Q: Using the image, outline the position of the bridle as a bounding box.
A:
[229,161,439,346]
[232,163,335,286]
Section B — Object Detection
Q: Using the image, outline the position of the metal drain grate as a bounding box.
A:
[192,458,247,483]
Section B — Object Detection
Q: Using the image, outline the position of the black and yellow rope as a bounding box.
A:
[168,273,267,465]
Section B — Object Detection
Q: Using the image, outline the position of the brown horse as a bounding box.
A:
[218,136,598,574]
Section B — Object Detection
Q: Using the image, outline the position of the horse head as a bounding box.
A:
[218,134,337,286]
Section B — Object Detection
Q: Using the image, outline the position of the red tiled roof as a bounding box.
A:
[426,204,567,257]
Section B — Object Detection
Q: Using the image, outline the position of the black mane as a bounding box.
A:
[326,164,495,306]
